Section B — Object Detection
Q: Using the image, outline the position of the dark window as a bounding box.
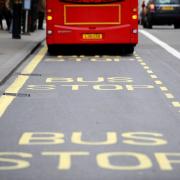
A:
[155,0,180,4]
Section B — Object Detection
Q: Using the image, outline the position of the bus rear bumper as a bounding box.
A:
[47,44,136,55]
[46,24,138,45]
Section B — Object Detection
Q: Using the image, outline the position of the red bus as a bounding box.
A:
[46,0,138,54]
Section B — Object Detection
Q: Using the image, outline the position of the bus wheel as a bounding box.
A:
[126,46,134,54]
[122,46,134,55]
[48,45,57,55]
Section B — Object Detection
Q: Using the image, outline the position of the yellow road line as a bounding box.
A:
[172,102,180,108]
[0,46,47,118]
[135,54,180,112]
[57,55,63,58]
[155,80,163,85]
[160,87,168,91]
[150,75,158,79]
[90,58,96,61]
[147,70,153,74]
[144,66,150,70]
[140,62,146,66]
[137,59,143,63]
[76,58,82,62]
[114,58,120,62]
[165,93,174,99]
[106,58,112,62]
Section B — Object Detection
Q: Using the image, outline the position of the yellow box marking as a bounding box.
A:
[172,102,180,107]
[160,87,168,91]
[136,53,180,112]
[155,80,163,85]
[106,58,112,62]
[147,70,153,74]
[45,58,64,62]
[144,66,150,70]
[150,75,158,79]
[165,93,174,99]
[126,85,154,91]
[114,58,120,62]
[129,58,135,61]
[0,46,47,118]
[135,56,141,59]
[76,58,82,62]
[64,4,121,25]
[140,62,146,66]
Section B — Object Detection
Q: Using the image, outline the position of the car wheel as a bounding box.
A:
[142,20,147,28]
[174,24,180,29]
[146,18,152,29]
[142,17,147,28]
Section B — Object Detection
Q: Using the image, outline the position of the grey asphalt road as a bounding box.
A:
[0,26,180,180]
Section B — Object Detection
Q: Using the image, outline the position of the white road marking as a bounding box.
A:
[139,30,180,60]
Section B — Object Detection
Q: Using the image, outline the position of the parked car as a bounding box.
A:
[140,0,180,28]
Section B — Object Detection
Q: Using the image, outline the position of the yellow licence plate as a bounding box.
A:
[82,34,103,40]
[161,6,174,10]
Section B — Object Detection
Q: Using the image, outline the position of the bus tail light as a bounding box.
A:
[132,8,137,12]
[132,8,137,20]
[132,15,137,20]
[47,16,53,21]
[47,9,52,13]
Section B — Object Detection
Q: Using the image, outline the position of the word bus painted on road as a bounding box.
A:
[1,132,180,171]
[46,0,138,54]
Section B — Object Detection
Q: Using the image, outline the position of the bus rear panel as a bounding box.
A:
[46,0,138,54]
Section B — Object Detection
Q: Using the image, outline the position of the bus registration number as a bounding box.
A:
[161,6,174,11]
[82,34,103,40]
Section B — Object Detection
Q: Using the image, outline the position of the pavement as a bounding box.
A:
[0,26,45,85]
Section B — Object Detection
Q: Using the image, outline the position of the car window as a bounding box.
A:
[155,0,180,4]
[145,0,149,5]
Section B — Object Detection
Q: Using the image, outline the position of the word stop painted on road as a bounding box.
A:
[0,131,180,171]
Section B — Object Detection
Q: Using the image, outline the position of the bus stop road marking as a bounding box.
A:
[135,54,180,113]
[0,46,47,118]
[172,102,180,108]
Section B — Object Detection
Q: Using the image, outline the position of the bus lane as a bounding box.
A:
[0,45,180,180]
[137,28,180,113]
